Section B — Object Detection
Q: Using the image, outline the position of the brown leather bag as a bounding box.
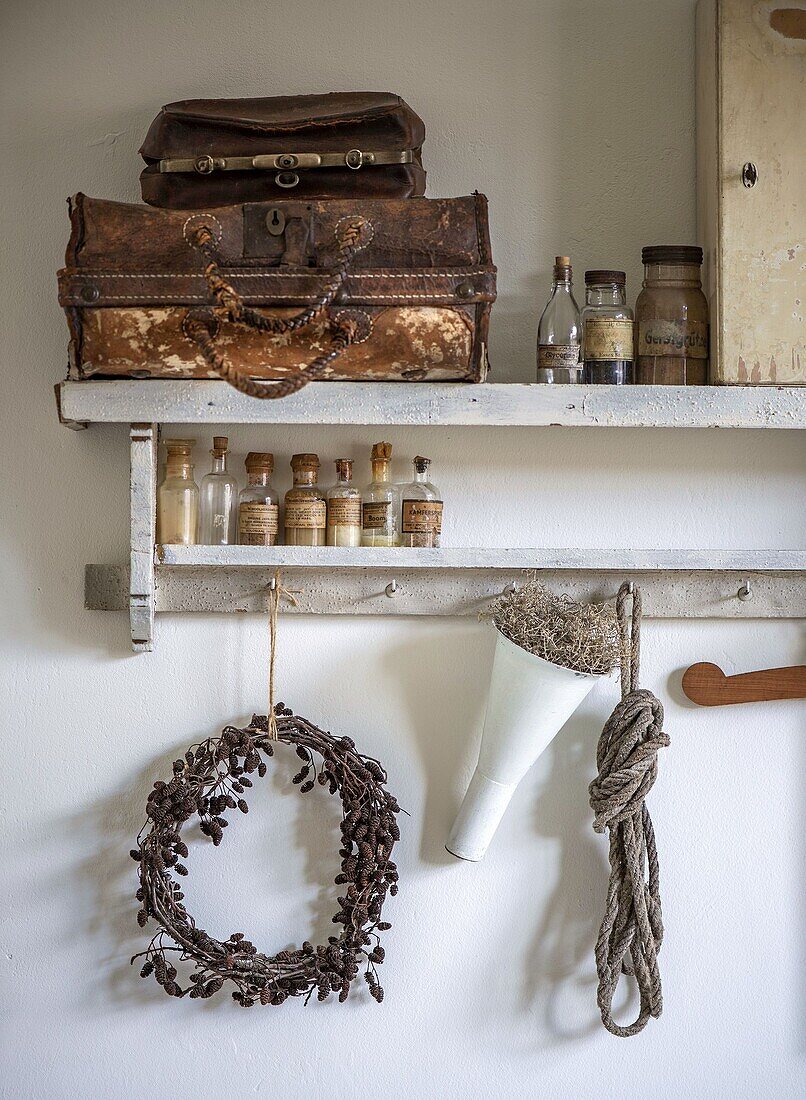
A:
[140,92,426,209]
[58,193,495,398]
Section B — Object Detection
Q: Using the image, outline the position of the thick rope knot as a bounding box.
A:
[589,584,669,1038]
[590,688,668,835]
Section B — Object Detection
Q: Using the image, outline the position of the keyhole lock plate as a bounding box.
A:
[265,208,286,236]
[742,162,758,188]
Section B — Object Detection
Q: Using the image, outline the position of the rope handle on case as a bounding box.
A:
[184,217,372,399]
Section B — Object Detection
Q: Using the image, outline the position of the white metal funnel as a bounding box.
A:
[447,631,601,862]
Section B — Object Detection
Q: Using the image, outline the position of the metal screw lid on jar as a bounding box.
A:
[585,270,626,286]
[641,245,703,265]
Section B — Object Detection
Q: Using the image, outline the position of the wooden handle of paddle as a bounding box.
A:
[682,662,806,706]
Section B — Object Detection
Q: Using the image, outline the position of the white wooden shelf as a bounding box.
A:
[85,544,806,643]
[155,545,806,572]
[57,380,806,430]
[61,389,805,649]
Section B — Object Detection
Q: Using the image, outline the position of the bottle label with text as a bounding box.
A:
[362,501,390,530]
[238,502,278,544]
[327,498,362,527]
[584,318,634,361]
[285,499,327,530]
[637,320,708,358]
[538,343,581,370]
[402,500,443,534]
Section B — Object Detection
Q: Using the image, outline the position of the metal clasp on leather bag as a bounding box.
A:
[159,149,413,174]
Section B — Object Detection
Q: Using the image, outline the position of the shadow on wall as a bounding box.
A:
[70,718,355,1012]
[518,712,637,1045]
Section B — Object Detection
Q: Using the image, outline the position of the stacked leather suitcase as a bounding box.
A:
[58,92,496,398]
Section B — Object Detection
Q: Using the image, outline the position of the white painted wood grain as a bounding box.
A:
[58,380,806,430]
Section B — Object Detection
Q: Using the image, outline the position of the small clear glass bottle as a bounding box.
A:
[284,454,327,546]
[582,270,634,385]
[237,452,279,546]
[361,442,400,547]
[199,436,238,545]
[536,255,582,383]
[157,438,199,545]
[635,245,708,385]
[400,456,443,548]
[327,460,362,547]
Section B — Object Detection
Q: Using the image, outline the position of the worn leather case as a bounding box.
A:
[58,193,495,393]
[139,92,426,209]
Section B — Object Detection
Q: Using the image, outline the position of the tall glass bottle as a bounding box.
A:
[536,255,582,383]
[582,270,634,385]
[284,454,327,546]
[157,438,199,545]
[361,442,400,547]
[400,456,442,548]
[199,436,238,545]
[327,460,362,547]
[237,452,279,546]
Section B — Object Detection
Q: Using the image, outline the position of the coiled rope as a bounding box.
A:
[588,582,669,1037]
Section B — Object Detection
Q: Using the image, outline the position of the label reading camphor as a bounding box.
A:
[402,499,443,534]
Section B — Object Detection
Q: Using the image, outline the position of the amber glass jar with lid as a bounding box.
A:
[635,246,709,385]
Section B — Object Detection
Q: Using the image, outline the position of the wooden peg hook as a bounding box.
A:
[682,662,806,707]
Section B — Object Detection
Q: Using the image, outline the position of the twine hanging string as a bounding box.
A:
[588,583,670,1037]
[265,569,298,741]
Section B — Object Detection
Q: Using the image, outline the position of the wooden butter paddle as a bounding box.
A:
[682,662,806,706]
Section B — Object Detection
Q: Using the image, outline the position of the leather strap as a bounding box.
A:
[160,149,413,174]
[184,216,372,399]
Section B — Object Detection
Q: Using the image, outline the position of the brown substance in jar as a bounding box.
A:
[635,246,709,385]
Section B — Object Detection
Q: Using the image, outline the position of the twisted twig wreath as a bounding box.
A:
[130,705,401,1007]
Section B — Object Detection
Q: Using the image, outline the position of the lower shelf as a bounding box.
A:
[85,547,806,633]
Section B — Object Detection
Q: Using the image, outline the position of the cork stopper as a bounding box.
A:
[164,438,195,474]
[291,452,320,471]
[335,458,353,481]
[245,451,274,473]
[370,442,393,463]
[211,435,228,458]
[553,255,572,280]
[163,438,195,458]
[413,455,431,473]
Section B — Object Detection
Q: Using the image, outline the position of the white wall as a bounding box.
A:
[1,2,805,1098]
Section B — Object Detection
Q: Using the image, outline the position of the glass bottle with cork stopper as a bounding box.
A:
[284,454,327,546]
[237,452,279,546]
[401,456,443,548]
[582,270,634,384]
[634,245,708,384]
[536,255,582,383]
[157,438,199,545]
[199,436,238,545]
[327,460,362,547]
[361,442,400,547]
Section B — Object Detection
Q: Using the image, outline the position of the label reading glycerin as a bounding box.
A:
[538,343,581,370]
